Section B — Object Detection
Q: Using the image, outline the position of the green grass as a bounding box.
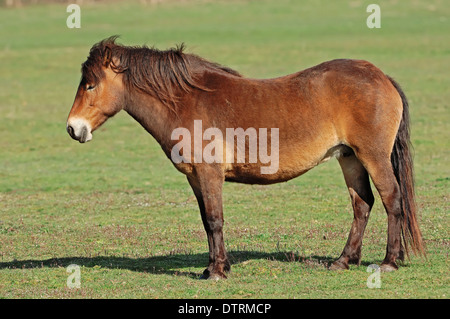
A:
[0,0,449,298]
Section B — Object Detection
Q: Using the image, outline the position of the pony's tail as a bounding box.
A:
[388,76,425,257]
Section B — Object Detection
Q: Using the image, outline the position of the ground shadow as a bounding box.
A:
[0,251,381,279]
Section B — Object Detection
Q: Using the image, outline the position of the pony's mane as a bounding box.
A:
[81,36,241,107]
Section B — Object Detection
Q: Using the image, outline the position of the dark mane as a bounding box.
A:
[81,36,241,107]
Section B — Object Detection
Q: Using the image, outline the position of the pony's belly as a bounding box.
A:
[224,162,313,185]
[223,144,352,185]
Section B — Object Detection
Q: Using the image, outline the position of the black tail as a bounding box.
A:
[388,76,425,257]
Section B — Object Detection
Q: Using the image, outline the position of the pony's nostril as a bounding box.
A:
[67,125,75,138]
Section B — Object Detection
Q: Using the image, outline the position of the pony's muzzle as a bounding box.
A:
[66,118,93,143]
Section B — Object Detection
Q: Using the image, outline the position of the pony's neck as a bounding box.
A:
[124,90,178,153]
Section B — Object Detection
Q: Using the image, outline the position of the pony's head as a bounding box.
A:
[66,36,126,143]
[67,36,239,143]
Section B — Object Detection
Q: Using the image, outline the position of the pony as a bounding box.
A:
[66,37,424,279]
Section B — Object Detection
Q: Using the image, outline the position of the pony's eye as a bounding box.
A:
[86,84,95,91]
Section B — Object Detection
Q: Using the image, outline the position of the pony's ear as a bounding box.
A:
[103,46,112,67]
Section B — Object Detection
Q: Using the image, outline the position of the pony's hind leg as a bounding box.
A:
[330,152,374,270]
[362,156,404,272]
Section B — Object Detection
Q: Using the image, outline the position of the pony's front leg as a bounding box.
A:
[187,165,230,280]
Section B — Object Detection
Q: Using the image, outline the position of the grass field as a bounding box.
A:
[0,0,448,299]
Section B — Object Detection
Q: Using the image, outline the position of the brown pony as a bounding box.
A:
[66,36,424,279]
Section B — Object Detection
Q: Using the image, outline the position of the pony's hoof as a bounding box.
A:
[380,262,398,272]
[329,260,349,271]
[209,273,226,280]
[200,269,227,280]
